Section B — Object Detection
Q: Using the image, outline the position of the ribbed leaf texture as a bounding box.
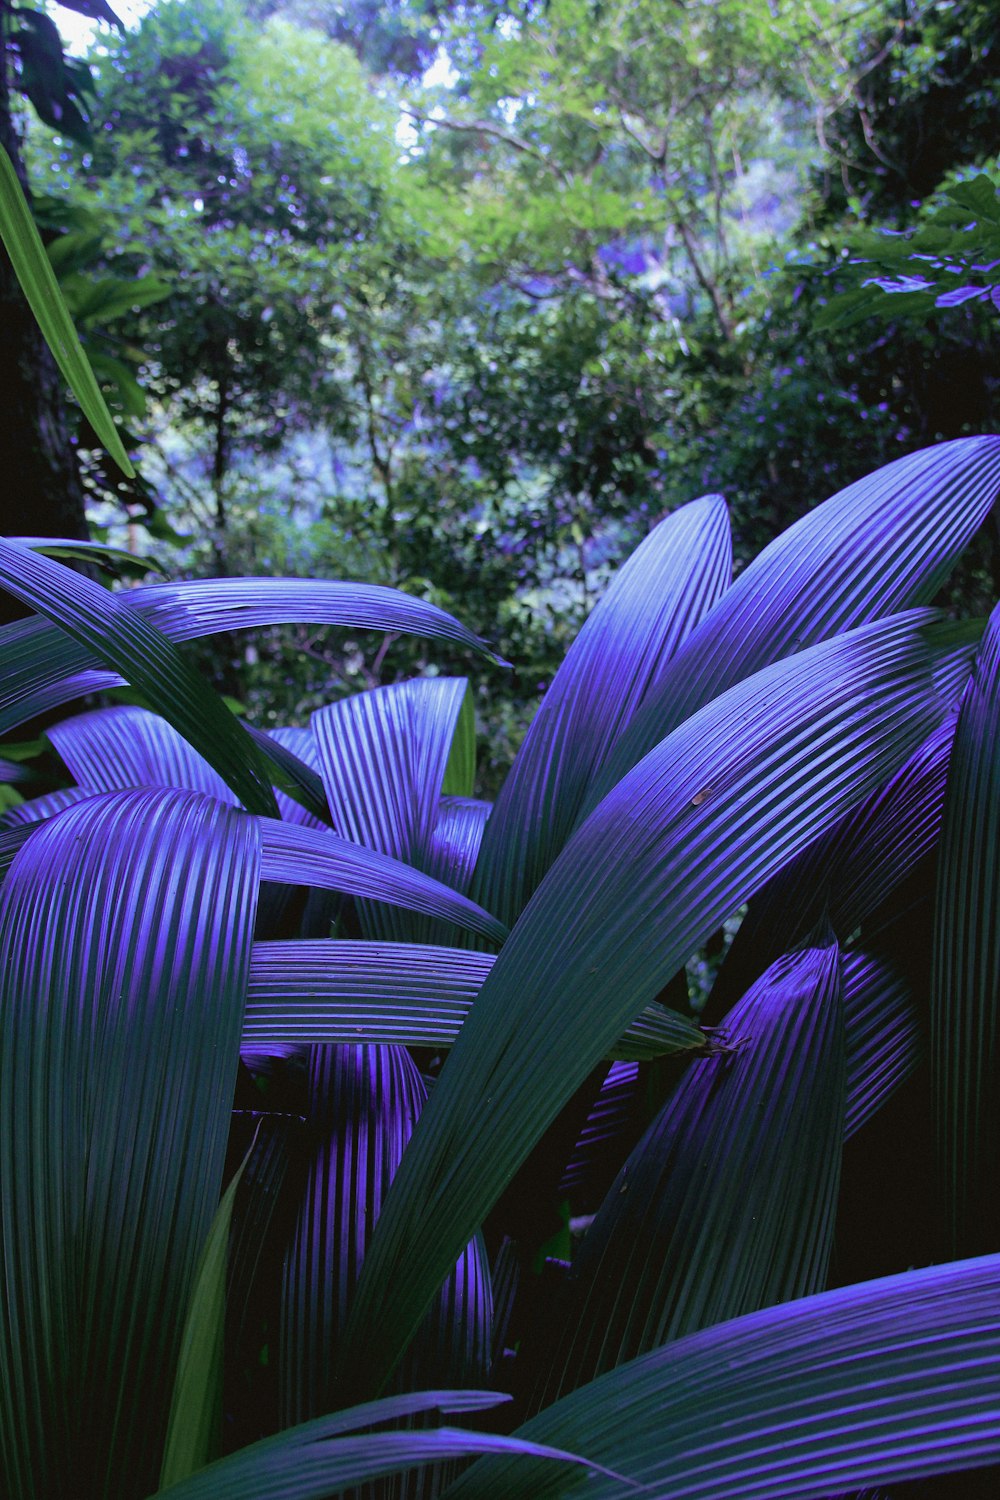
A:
[440,1254,1000,1499]
[843,949,920,1140]
[582,435,1000,817]
[263,726,329,828]
[0,789,260,1500]
[932,598,1000,1253]
[470,494,732,926]
[280,1044,492,1500]
[48,704,240,801]
[0,541,278,813]
[257,820,507,946]
[245,940,704,1060]
[336,610,973,1399]
[558,1062,641,1210]
[528,943,844,1411]
[424,798,491,895]
[710,715,955,1018]
[0,577,502,738]
[311,679,471,943]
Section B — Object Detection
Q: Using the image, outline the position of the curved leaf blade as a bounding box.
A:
[0,789,260,1500]
[336,610,972,1398]
[441,1254,1000,1499]
[932,597,1000,1253]
[471,494,731,925]
[583,436,1000,815]
[0,542,278,815]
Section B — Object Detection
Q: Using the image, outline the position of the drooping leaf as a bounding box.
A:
[257,821,507,946]
[0,789,260,1500]
[0,143,132,474]
[13,536,167,577]
[932,598,1000,1253]
[528,943,844,1411]
[440,1253,1000,1499]
[471,494,732,926]
[336,610,972,1399]
[245,940,704,1059]
[581,436,1000,817]
[0,577,504,739]
[0,542,278,815]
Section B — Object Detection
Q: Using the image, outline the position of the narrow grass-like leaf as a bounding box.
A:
[0,789,260,1500]
[258,821,507,945]
[245,940,704,1059]
[441,684,476,796]
[582,436,1000,816]
[160,1146,254,1489]
[471,494,731,925]
[529,944,844,1410]
[336,610,972,1398]
[440,1254,1000,1499]
[0,542,278,814]
[932,597,1000,1253]
[150,1423,606,1500]
[0,143,133,474]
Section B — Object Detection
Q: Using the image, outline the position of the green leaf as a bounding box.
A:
[13,536,166,577]
[0,144,133,475]
[441,682,476,797]
[527,943,844,1410]
[335,610,972,1399]
[440,1253,1000,1498]
[159,1146,255,1489]
[0,789,260,1500]
[932,597,1000,1254]
[0,542,279,816]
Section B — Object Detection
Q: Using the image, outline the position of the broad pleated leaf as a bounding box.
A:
[529,943,844,1410]
[281,1046,491,1429]
[258,820,507,945]
[0,578,504,738]
[0,783,93,828]
[160,1149,254,1489]
[0,143,133,474]
[932,597,1000,1253]
[253,726,330,826]
[424,798,491,894]
[710,715,956,1016]
[336,610,972,1399]
[0,789,260,1500]
[441,684,476,796]
[558,1062,641,1210]
[48,704,239,802]
[311,678,469,942]
[245,940,704,1059]
[843,949,920,1140]
[582,436,1000,816]
[0,756,30,782]
[471,494,731,926]
[440,1254,1000,1499]
[0,541,278,814]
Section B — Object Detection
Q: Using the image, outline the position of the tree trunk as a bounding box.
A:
[0,3,88,546]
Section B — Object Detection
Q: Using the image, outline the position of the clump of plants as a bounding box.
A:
[0,432,999,1499]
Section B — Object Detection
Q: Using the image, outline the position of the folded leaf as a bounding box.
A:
[0,789,260,1500]
[582,436,1000,816]
[0,542,278,815]
[245,940,704,1059]
[843,949,920,1140]
[440,1253,1000,1499]
[529,943,844,1410]
[257,821,507,946]
[336,610,972,1399]
[932,598,1000,1253]
[470,494,731,925]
